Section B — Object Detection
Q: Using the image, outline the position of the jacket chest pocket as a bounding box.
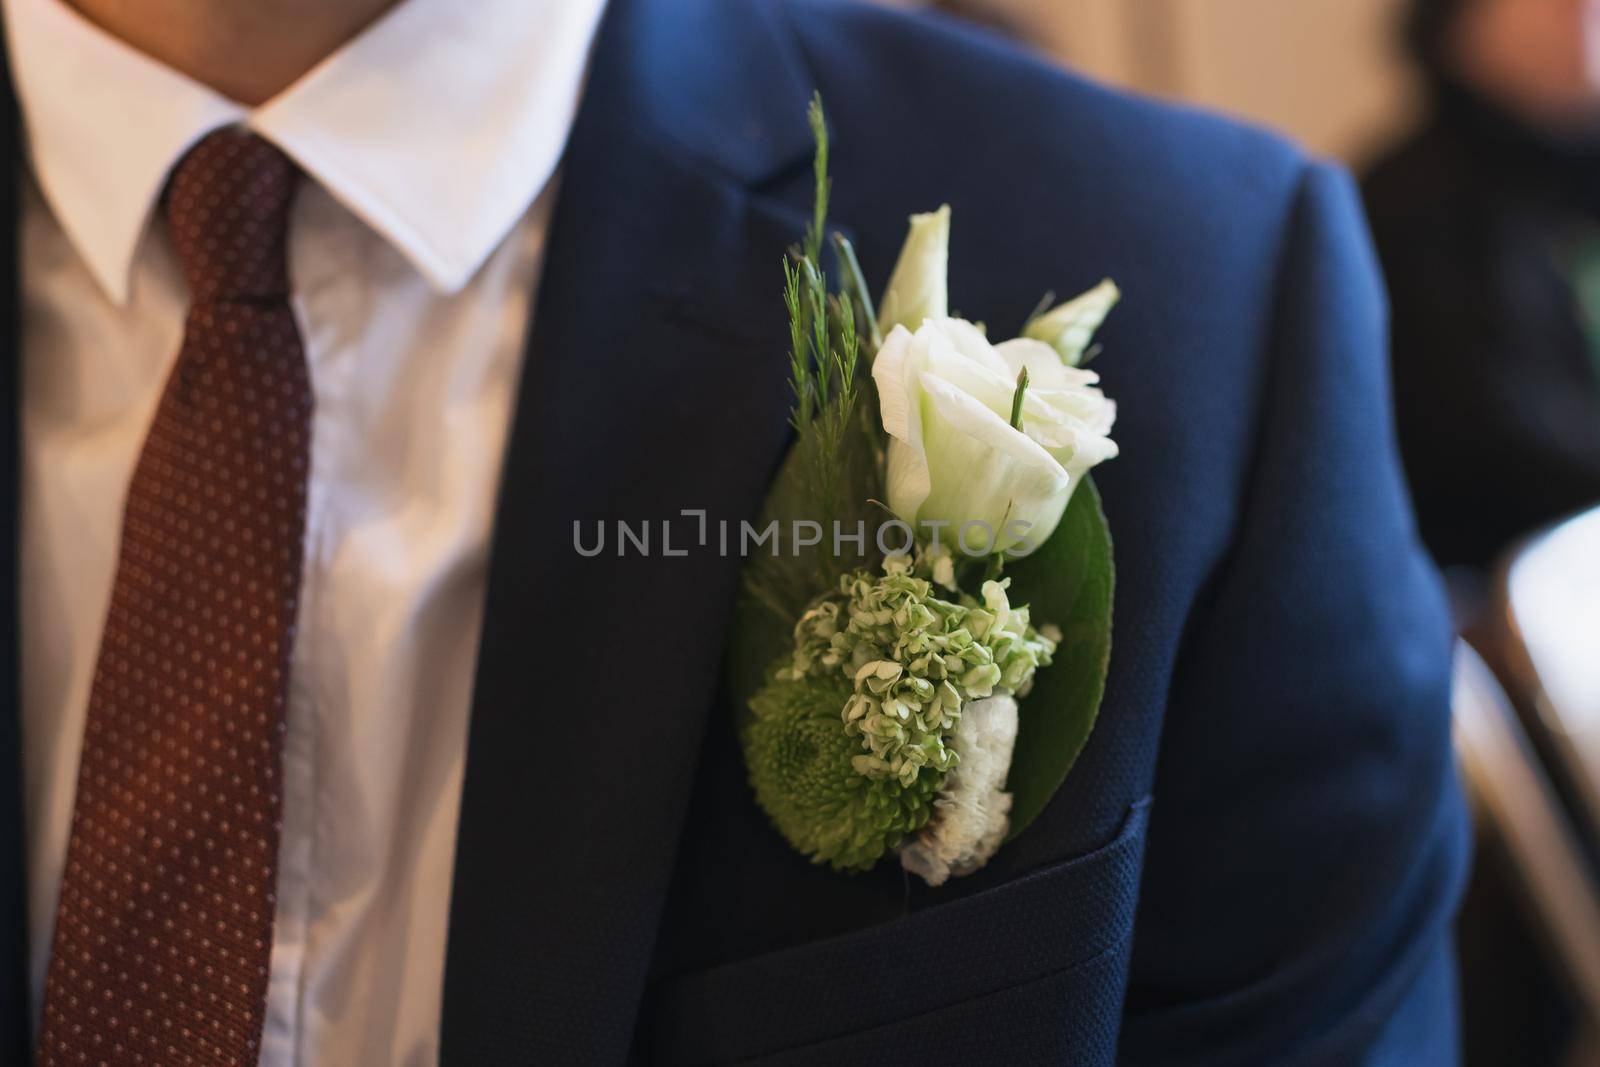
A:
[643,797,1153,1065]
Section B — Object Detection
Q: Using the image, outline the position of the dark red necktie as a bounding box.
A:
[37,129,310,1066]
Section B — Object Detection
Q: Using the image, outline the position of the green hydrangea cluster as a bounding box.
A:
[743,671,942,871]
[744,554,1056,871]
[785,557,1055,787]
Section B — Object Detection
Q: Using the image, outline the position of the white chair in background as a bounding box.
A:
[1454,641,1600,1018]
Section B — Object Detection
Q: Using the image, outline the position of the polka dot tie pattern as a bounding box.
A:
[36,129,310,1066]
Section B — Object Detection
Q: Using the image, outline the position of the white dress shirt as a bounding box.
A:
[1,0,607,1062]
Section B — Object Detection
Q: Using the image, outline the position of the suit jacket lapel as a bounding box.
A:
[439,0,816,1060]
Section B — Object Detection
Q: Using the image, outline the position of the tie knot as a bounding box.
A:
[164,128,301,304]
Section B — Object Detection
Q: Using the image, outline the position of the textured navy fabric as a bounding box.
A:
[647,800,1152,1064]
[0,0,1468,1064]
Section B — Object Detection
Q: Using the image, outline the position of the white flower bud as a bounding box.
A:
[876,205,950,338]
[1023,279,1120,367]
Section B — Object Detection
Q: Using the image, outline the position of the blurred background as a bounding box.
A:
[875,2,1600,1065]
[896,0,1422,164]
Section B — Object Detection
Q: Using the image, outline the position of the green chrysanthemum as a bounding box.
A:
[743,670,941,871]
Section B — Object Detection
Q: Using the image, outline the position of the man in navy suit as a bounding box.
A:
[0,0,1466,1063]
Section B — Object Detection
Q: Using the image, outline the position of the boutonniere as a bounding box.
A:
[729,98,1118,886]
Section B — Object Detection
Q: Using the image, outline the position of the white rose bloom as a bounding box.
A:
[871,316,1118,556]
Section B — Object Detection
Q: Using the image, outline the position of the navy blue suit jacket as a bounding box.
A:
[0,0,1469,1063]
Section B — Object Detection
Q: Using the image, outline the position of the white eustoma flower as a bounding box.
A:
[872,316,1118,555]
[876,205,949,338]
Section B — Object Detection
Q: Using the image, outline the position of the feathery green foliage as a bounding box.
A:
[744,94,882,625]
[804,94,830,263]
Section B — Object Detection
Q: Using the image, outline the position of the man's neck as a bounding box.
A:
[67,0,403,105]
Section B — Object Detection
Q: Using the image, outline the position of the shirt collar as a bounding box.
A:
[2,0,606,304]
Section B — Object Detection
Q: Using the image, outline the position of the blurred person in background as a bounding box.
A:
[1369,8,1600,1063]
[1365,0,1600,576]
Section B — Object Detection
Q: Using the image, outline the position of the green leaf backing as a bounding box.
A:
[999,476,1113,839]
